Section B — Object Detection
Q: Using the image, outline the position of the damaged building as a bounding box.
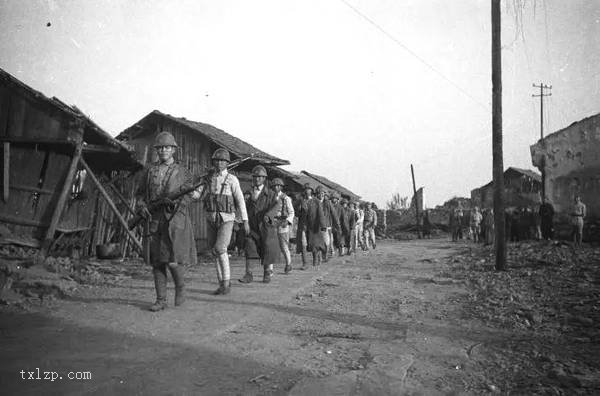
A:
[471,167,542,210]
[0,68,143,258]
[530,112,600,239]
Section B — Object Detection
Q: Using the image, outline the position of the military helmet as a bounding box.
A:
[211,148,231,162]
[271,178,284,187]
[252,165,267,177]
[153,131,178,147]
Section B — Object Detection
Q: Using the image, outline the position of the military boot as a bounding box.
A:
[263,268,272,283]
[222,280,231,295]
[284,264,292,274]
[238,272,253,283]
[168,265,186,306]
[213,281,225,295]
[150,266,167,312]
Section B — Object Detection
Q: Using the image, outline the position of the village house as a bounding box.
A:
[530,112,600,238]
[471,167,542,210]
[0,68,142,257]
[116,110,289,251]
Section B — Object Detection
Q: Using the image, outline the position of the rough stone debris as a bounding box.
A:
[442,239,600,393]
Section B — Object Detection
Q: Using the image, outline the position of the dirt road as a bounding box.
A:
[0,239,575,395]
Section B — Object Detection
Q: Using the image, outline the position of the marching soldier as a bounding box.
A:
[239,165,278,283]
[329,192,343,257]
[322,190,340,261]
[136,131,197,312]
[306,186,328,267]
[264,178,295,274]
[194,148,249,295]
[339,198,355,255]
[363,202,377,249]
[351,201,365,252]
[294,183,313,269]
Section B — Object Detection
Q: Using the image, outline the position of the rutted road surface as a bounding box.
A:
[1,239,512,395]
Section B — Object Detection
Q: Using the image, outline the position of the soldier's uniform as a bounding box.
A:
[306,186,327,267]
[329,193,343,256]
[264,178,295,274]
[363,203,377,249]
[240,165,278,283]
[294,184,313,268]
[195,148,248,295]
[136,132,197,311]
[339,199,355,255]
[351,202,365,252]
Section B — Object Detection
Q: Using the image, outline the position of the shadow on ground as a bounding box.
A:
[0,311,301,396]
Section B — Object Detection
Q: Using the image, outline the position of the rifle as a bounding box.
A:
[129,153,256,230]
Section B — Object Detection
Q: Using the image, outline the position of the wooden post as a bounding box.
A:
[3,142,9,202]
[41,136,84,255]
[79,157,144,255]
[410,164,422,238]
[107,181,137,217]
[492,0,506,270]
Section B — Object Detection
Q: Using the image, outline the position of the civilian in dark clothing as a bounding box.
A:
[539,198,555,240]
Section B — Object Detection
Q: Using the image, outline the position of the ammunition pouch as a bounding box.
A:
[205,194,235,214]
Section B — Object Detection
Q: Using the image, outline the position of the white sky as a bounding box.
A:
[1,0,599,207]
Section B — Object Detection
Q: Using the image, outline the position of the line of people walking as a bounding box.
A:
[135,132,379,311]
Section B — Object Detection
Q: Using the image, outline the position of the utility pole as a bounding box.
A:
[532,82,551,201]
[532,83,552,140]
[410,164,421,239]
[492,0,506,271]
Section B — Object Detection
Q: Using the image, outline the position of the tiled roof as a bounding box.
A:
[301,170,361,200]
[119,110,289,166]
[506,167,541,182]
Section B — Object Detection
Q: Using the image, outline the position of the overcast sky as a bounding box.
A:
[1,0,598,207]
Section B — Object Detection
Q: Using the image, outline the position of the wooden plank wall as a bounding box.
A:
[0,85,100,245]
[125,118,261,252]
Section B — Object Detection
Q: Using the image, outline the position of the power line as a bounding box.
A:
[338,0,490,111]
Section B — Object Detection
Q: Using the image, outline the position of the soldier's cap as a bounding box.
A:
[315,186,325,194]
[303,183,313,192]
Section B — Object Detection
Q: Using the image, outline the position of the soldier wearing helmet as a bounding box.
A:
[239,164,278,284]
[363,202,378,250]
[193,147,249,295]
[338,198,355,255]
[320,189,340,262]
[264,177,295,276]
[328,192,343,257]
[294,183,314,269]
[136,131,197,311]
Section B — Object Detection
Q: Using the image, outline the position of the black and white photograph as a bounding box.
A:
[0,0,599,394]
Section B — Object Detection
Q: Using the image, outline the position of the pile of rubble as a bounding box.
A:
[0,255,146,307]
[445,241,600,335]
[444,241,600,393]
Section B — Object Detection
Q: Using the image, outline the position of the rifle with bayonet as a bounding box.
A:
[129,153,256,230]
